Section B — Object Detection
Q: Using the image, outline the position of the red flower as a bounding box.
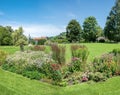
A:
[51,64,60,70]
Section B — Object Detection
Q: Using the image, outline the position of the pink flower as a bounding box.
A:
[82,76,88,82]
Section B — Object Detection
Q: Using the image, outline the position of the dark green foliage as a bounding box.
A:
[0,26,13,45]
[22,70,45,80]
[51,44,66,65]
[49,32,68,43]
[68,59,82,72]
[38,39,47,45]
[51,70,62,82]
[83,16,100,42]
[104,0,120,42]
[66,19,82,42]
[39,63,52,77]
[112,48,120,55]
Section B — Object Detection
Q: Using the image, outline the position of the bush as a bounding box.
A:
[93,53,116,74]
[39,63,52,77]
[89,72,106,82]
[32,45,46,51]
[50,64,62,82]
[68,58,83,72]
[22,70,45,80]
[70,45,89,72]
[0,50,7,65]
[2,50,63,82]
[112,49,120,75]
[38,39,47,45]
[112,48,120,56]
[2,51,54,80]
[71,45,89,63]
[92,49,120,76]
[51,44,66,65]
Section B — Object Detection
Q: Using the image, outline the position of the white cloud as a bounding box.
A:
[12,24,65,37]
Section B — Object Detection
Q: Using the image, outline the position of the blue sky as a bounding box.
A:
[0,0,115,37]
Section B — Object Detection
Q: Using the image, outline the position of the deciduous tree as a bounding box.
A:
[104,0,120,42]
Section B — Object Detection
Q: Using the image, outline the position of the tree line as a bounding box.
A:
[0,26,27,47]
[66,0,120,43]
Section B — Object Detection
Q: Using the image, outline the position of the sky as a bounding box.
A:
[0,0,116,37]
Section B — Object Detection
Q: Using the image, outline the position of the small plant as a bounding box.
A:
[50,63,62,82]
[70,45,89,72]
[68,57,82,72]
[93,54,116,75]
[51,44,66,65]
[32,45,46,51]
[92,72,106,82]
[0,50,7,65]
[112,48,120,56]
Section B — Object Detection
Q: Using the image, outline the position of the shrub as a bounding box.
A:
[38,39,47,45]
[2,51,54,79]
[32,45,46,51]
[68,58,83,72]
[93,53,116,74]
[39,63,52,77]
[22,70,45,80]
[0,50,7,65]
[112,48,120,56]
[88,72,107,82]
[50,63,62,82]
[112,49,120,75]
[44,40,54,46]
[71,45,89,63]
[92,49,120,76]
[51,44,66,65]
[70,45,89,72]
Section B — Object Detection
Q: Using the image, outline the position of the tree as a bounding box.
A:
[83,16,99,42]
[66,19,82,42]
[104,0,120,42]
[0,26,13,45]
[12,27,27,51]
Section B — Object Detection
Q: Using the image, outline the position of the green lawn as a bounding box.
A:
[65,43,120,63]
[0,68,120,95]
[0,43,120,95]
[0,46,29,54]
[0,46,19,54]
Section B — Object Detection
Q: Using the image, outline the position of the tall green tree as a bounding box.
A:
[104,0,120,42]
[12,27,27,51]
[0,26,13,45]
[83,16,99,42]
[66,19,82,42]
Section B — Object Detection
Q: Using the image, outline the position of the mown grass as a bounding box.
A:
[65,43,120,63]
[0,46,19,54]
[0,68,120,95]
